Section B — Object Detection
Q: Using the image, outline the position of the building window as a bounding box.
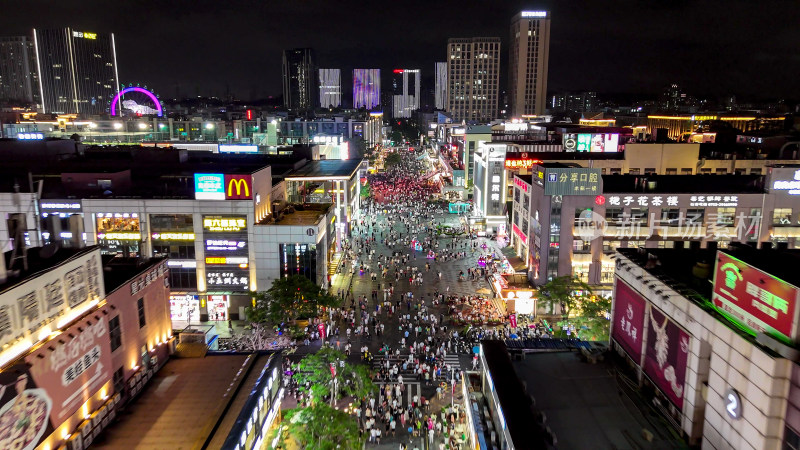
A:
[784,426,799,450]
[109,316,122,352]
[644,168,656,174]
[734,168,746,175]
[606,207,623,223]
[628,168,640,175]
[686,209,704,224]
[113,367,125,396]
[603,240,620,253]
[169,268,197,290]
[717,207,736,225]
[629,208,649,225]
[661,208,680,224]
[609,168,622,175]
[716,168,727,175]
[773,208,793,225]
[681,168,692,175]
[665,168,677,175]
[700,168,711,174]
[137,298,146,328]
[750,168,762,175]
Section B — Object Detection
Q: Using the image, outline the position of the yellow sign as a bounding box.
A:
[227,178,250,197]
[203,217,246,232]
[152,232,195,240]
[205,256,249,266]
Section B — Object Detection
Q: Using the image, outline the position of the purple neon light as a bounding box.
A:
[110,87,163,117]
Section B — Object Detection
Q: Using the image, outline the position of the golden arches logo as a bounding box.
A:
[227,178,250,197]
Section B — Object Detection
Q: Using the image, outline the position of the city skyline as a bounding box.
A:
[0,0,797,102]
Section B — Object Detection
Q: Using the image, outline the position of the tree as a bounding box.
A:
[347,135,367,159]
[245,275,339,325]
[283,403,364,450]
[384,152,403,168]
[538,275,593,318]
[294,346,376,407]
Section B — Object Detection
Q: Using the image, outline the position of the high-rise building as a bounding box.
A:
[282,48,317,111]
[391,69,420,118]
[550,91,596,114]
[33,28,119,115]
[318,68,341,108]
[353,69,380,110]
[446,37,501,122]
[434,62,447,110]
[0,35,39,106]
[508,11,551,117]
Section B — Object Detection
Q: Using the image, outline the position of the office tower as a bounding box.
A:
[550,91,596,114]
[33,28,119,115]
[282,48,317,111]
[318,68,341,108]
[434,62,447,110]
[446,37,501,122]
[353,69,380,109]
[508,11,551,117]
[391,69,420,118]
[0,36,40,107]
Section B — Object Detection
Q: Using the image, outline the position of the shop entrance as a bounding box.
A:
[208,295,229,321]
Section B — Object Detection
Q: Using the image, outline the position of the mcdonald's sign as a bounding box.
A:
[224,174,253,200]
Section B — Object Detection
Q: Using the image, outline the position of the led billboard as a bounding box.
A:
[643,306,690,409]
[711,252,799,342]
[612,279,647,363]
[194,173,225,200]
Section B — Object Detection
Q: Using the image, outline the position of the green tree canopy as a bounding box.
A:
[294,346,376,407]
[384,152,403,168]
[283,403,363,450]
[538,275,594,318]
[245,274,338,325]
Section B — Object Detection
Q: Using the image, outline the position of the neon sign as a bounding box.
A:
[772,169,800,195]
[110,87,163,117]
[225,175,253,200]
[203,217,246,232]
[152,232,195,240]
[505,158,541,170]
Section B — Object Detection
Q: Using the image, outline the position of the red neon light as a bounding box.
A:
[595,195,606,205]
[504,159,542,170]
[246,109,253,120]
[393,69,404,73]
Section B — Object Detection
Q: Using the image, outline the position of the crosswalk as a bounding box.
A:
[442,354,462,372]
[375,381,422,409]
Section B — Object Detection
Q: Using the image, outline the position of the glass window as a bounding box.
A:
[661,208,680,224]
[150,214,194,231]
[734,168,746,175]
[603,240,620,253]
[629,208,649,225]
[606,207,623,223]
[169,268,198,290]
[681,168,693,175]
[628,168,640,175]
[686,209,704,224]
[750,168,762,175]
[665,168,677,175]
[716,168,727,175]
[773,208,792,225]
[645,168,656,174]
[137,298,146,328]
[109,316,122,352]
[717,207,736,225]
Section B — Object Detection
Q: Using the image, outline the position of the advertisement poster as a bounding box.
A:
[644,306,689,409]
[612,279,646,363]
[0,317,113,450]
[712,252,799,341]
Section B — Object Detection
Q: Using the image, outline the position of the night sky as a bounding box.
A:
[2,0,798,101]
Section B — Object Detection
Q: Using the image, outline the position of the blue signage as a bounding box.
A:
[194,173,225,200]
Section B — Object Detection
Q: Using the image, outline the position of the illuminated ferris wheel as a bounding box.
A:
[109,84,164,117]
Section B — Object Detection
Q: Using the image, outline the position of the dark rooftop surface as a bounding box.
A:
[481,340,548,450]
[602,174,765,194]
[0,245,97,294]
[285,158,363,178]
[101,256,168,294]
[513,352,686,449]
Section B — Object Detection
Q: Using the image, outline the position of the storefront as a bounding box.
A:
[202,215,251,320]
[96,212,141,256]
[169,294,200,323]
[490,273,538,314]
[40,200,85,247]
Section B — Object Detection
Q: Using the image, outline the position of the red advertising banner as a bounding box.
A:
[612,279,647,363]
[224,174,253,200]
[644,306,690,409]
[509,314,517,328]
[712,252,799,341]
[0,316,113,449]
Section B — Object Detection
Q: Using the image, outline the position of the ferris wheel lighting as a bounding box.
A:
[110,86,163,117]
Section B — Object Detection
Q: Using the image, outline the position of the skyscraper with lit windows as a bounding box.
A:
[446,37,500,122]
[318,68,341,108]
[353,69,380,110]
[33,27,119,115]
[508,11,551,117]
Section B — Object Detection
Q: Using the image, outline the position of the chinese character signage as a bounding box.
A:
[0,314,113,450]
[504,153,542,170]
[206,270,249,290]
[0,250,104,352]
[711,252,799,341]
[194,173,225,200]
[643,306,689,409]
[612,279,646,363]
[205,239,248,254]
[203,216,247,232]
[224,174,253,200]
[543,168,602,196]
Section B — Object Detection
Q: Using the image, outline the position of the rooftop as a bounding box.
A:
[284,158,363,180]
[93,353,273,449]
[514,174,533,184]
[512,351,687,449]
[272,203,332,225]
[101,256,168,294]
[602,174,765,194]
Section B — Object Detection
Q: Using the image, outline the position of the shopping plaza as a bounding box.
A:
[509,162,800,293]
[0,139,365,325]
